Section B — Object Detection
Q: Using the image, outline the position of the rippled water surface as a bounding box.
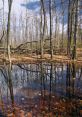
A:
[0,62,82,117]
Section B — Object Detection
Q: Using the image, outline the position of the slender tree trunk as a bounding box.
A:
[25,0,28,42]
[7,0,13,62]
[67,0,71,56]
[73,0,78,59]
[2,0,6,59]
[61,0,64,50]
[49,0,53,59]
[40,0,46,58]
[67,0,74,58]
[40,3,43,58]
[62,14,64,50]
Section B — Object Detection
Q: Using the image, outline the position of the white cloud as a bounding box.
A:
[0,0,40,15]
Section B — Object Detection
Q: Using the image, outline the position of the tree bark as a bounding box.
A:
[40,0,46,58]
[49,0,53,59]
[72,0,78,59]
[7,0,13,62]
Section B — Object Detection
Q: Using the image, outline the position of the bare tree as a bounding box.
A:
[72,0,79,59]
[2,0,6,58]
[49,0,53,59]
[61,0,64,50]
[67,0,71,57]
[40,0,46,58]
[7,0,13,62]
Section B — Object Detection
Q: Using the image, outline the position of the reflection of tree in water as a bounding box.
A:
[48,63,53,112]
[0,62,81,116]
[8,63,14,111]
[66,63,81,116]
[71,63,76,97]
[39,63,82,116]
[40,62,45,110]
[0,63,15,116]
[66,63,71,98]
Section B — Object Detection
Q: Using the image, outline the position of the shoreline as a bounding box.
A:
[0,54,82,65]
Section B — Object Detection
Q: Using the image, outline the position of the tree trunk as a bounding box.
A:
[61,0,64,50]
[72,0,78,59]
[40,0,46,58]
[67,0,71,57]
[7,0,13,62]
[49,0,53,59]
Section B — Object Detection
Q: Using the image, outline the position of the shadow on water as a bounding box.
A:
[0,62,82,116]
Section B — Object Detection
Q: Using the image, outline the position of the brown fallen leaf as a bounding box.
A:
[19,110,25,117]
[7,113,15,117]
[80,110,82,116]
[27,112,32,117]
[79,100,82,105]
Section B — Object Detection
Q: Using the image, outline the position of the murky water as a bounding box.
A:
[0,62,82,117]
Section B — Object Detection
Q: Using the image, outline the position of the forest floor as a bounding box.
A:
[0,48,82,64]
[0,53,82,65]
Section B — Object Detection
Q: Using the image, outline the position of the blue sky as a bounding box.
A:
[0,0,68,18]
[0,0,40,16]
[0,0,68,33]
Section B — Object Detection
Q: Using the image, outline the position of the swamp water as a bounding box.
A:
[0,62,82,117]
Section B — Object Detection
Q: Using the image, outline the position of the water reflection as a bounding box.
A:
[0,62,82,116]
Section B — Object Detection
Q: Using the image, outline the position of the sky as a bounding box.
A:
[0,0,40,17]
[0,0,67,33]
[0,0,41,29]
[0,0,67,18]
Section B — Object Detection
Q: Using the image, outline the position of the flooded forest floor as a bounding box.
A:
[0,55,82,116]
